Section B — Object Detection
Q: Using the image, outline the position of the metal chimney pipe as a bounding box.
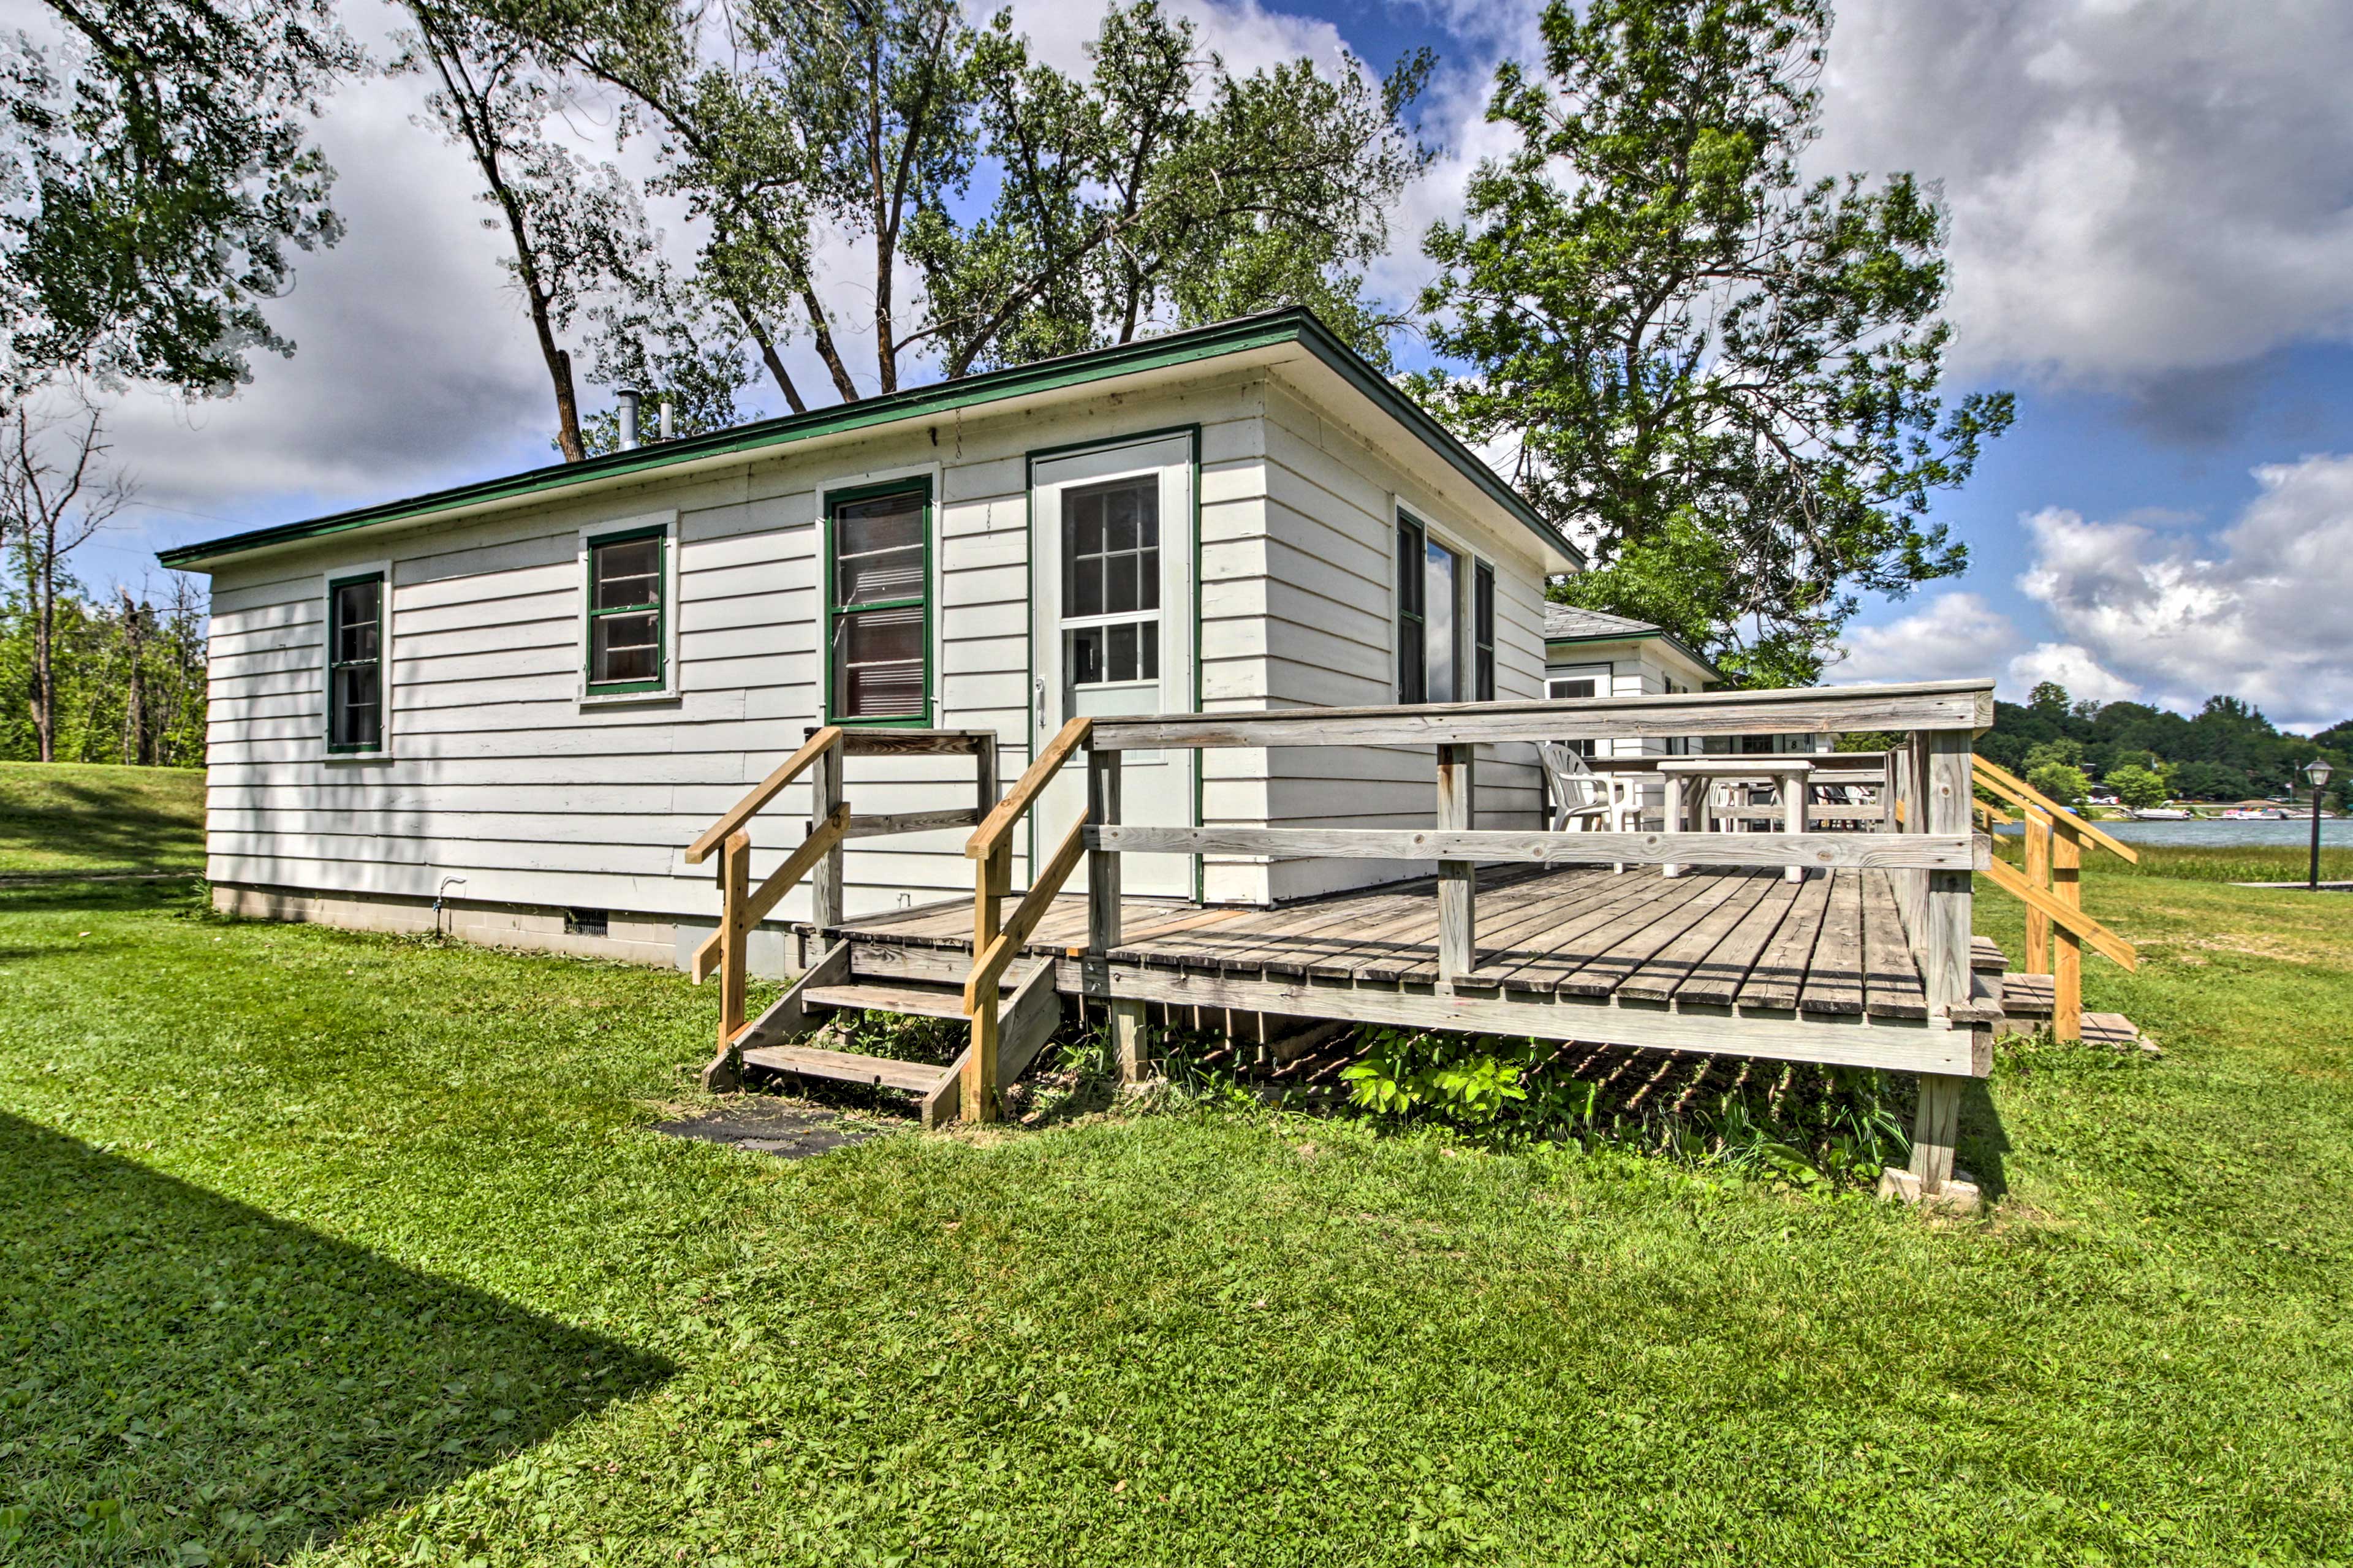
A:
[658,398,675,442]
[615,387,641,450]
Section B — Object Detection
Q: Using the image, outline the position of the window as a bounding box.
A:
[828,480,930,722]
[326,572,384,753]
[585,526,666,694]
[1473,561,1496,702]
[1064,475,1160,689]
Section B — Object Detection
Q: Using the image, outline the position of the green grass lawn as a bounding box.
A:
[0,762,206,876]
[1,865,2347,1566]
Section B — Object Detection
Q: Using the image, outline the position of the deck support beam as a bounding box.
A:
[1435,743,1475,987]
[2052,821,2084,1041]
[1908,1070,1966,1195]
[1923,729,1974,1019]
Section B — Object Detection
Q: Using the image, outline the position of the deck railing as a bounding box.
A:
[686,726,999,1069]
[1969,757,2139,1039]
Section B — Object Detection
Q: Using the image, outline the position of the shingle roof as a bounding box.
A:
[1542,605,1663,639]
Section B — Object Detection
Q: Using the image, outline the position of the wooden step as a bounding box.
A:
[1971,935,2007,973]
[2082,1012,2141,1046]
[803,980,969,1020]
[2000,972,2055,1016]
[735,1041,956,1094]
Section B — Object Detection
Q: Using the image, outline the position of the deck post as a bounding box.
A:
[719,830,751,1050]
[964,838,1011,1121]
[809,737,846,960]
[1085,744,1148,1082]
[2052,819,2084,1042]
[1908,1071,1964,1195]
[2023,805,2052,974]
[974,732,999,822]
[1435,743,1476,986]
[1923,729,1972,1019]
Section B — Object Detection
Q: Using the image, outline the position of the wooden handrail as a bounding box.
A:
[966,716,1089,859]
[1089,680,1994,751]
[689,803,853,982]
[1087,823,1984,871]
[1972,757,2138,863]
[686,726,843,864]
[964,814,1088,1010]
[1980,854,2138,971]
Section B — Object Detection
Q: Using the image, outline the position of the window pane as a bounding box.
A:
[835,494,924,556]
[1425,540,1458,703]
[1105,621,1137,682]
[593,537,661,610]
[1069,625,1103,685]
[1477,646,1495,704]
[1474,563,1495,700]
[1104,486,1137,553]
[1140,619,1158,680]
[1549,678,1598,700]
[591,611,660,684]
[1105,553,1139,615]
[1066,489,1103,558]
[836,605,924,717]
[1399,619,1425,703]
[836,542,922,605]
[330,665,378,748]
[333,580,379,663]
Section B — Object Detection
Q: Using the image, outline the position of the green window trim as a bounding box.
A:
[824,476,934,727]
[1396,511,1427,704]
[325,570,386,755]
[583,523,670,696]
[1472,559,1496,702]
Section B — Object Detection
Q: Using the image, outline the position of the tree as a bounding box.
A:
[400,2,695,461]
[1415,0,2012,684]
[2104,763,2167,811]
[0,0,360,398]
[1,393,130,761]
[506,0,1427,405]
[2026,762,2088,812]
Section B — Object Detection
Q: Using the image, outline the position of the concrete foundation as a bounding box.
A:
[211,882,798,978]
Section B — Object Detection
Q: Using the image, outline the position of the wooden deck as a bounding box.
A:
[819,864,1990,1077]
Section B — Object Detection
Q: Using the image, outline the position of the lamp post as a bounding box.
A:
[2306,757,2335,892]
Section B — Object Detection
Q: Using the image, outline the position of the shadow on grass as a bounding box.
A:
[0,771,205,874]
[1960,1076,2012,1199]
[0,1113,671,1563]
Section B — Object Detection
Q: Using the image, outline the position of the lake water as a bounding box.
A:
[1995,816,2353,847]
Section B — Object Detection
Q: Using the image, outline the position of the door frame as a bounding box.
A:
[1025,424,1202,901]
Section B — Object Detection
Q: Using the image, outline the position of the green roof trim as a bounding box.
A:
[1545,627,1722,680]
[159,308,1582,570]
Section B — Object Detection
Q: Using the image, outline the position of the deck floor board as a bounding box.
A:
[825,863,1937,1022]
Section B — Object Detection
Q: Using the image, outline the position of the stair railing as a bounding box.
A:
[686,725,1000,1066]
[1970,757,2138,1039]
[960,716,1093,1123]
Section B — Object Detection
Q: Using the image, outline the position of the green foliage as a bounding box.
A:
[0,580,206,767]
[514,0,1427,409]
[1,871,2350,1561]
[1338,1027,1906,1187]
[1,0,359,396]
[2026,760,2090,811]
[1976,683,2349,808]
[1417,0,2011,684]
[2103,763,2169,811]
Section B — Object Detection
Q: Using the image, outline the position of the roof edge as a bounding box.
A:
[1545,626,1724,679]
[160,308,1582,572]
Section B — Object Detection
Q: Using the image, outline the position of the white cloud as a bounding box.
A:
[1814,0,2353,385]
[2014,455,2353,729]
[1830,591,2017,686]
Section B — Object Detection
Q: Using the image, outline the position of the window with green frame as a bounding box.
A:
[827,480,931,723]
[585,525,667,694]
[326,571,385,753]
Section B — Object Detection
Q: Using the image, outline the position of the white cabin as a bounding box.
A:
[164,310,1585,974]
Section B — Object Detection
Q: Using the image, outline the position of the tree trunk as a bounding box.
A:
[120,589,151,765]
[34,519,55,763]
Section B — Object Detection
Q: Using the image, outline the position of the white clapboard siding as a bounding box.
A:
[203,370,1273,928]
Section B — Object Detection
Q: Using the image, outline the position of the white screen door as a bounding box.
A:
[1031,435,1194,897]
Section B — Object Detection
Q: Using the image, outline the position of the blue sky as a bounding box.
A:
[74,0,2353,730]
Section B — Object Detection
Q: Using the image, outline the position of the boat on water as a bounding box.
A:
[2132,807,2195,820]
[2220,807,2289,820]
